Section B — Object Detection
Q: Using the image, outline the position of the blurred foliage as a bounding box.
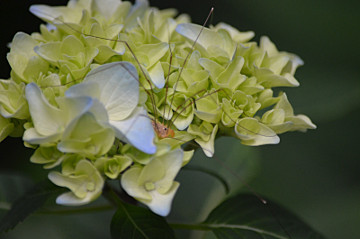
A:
[0,0,359,239]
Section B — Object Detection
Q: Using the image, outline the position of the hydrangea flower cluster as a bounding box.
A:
[0,0,315,216]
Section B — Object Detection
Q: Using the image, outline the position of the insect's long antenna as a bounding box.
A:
[166,7,214,127]
[32,9,159,125]
[162,25,174,124]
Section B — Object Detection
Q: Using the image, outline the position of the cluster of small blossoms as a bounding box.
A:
[0,0,315,216]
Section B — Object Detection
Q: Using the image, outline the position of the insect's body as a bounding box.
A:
[152,120,175,139]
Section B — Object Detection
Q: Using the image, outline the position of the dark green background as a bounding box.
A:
[0,0,359,238]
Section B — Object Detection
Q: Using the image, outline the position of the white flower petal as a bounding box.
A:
[67,62,139,121]
[23,127,61,145]
[56,96,97,122]
[25,83,65,136]
[146,182,180,216]
[121,166,152,201]
[110,107,156,154]
[30,4,83,24]
[55,191,94,206]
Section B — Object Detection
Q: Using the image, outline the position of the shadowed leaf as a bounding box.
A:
[203,193,326,239]
[111,201,175,239]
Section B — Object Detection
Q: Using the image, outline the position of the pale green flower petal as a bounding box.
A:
[260,36,279,57]
[238,76,265,95]
[24,83,98,146]
[7,32,48,82]
[213,22,254,43]
[274,93,294,116]
[182,150,194,166]
[194,91,222,123]
[171,113,194,131]
[136,43,169,69]
[95,155,133,179]
[138,158,165,185]
[34,42,62,66]
[221,98,243,127]
[195,124,218,157]
[130,43,168,88]
[199,58,225,80]
[25,83,66,136]
[261,54,289,75]
[176,23,236,59]
[148,61,165,89]
[178,68,209,96]
[23,127,61,145]
[93,44,125,64]
[281,53,304,75]
[167,92,195,130]
[150,148,183,193]
[214,56,246,90]
[235,118,280,146]
[49,159,104,206]
[262,109,286,125]
[285,115,317,132]
[30,146,65,169]
[254,68,300,87]
[0,115,14,142]
[121,165,152,201]
[121,148,183,216]
[35,35,99,79]
[257,89,280,110]
[0,79,29,119]
[124,0,149,29]
[61,154,85,176]
[92,0,123,19]
[159,131,195,149]
[261,109,293,134]
[58,112,114,157]
[273,93,316,131]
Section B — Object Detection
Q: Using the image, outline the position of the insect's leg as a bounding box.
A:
[166,8,214,124]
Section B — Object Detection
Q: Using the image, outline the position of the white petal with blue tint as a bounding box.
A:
[109,107,156,154]
[66,62,139,121]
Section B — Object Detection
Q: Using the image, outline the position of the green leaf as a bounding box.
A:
[0,180,65,233]
[110,201,175,239]
[202,193,326,239]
